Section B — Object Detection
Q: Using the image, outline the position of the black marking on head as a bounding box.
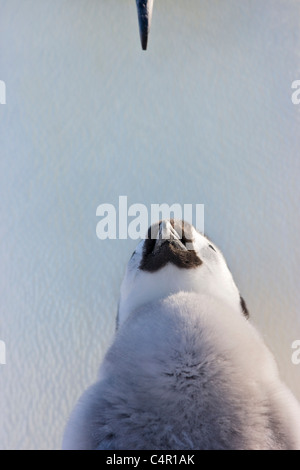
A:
[140,219,202,272]
[240,295,249,319]
[208,244,217,252]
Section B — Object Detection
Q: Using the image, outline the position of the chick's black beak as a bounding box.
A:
[136,0,154,50]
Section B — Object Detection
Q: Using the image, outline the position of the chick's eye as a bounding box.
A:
[208,244,216,252]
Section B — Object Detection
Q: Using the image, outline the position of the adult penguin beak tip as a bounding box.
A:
[136,0,154,51]
[140,32,148,51]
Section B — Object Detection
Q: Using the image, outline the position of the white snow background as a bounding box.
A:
[0,0,300,450]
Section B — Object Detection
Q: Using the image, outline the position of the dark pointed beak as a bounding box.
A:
[136,0,154,50]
